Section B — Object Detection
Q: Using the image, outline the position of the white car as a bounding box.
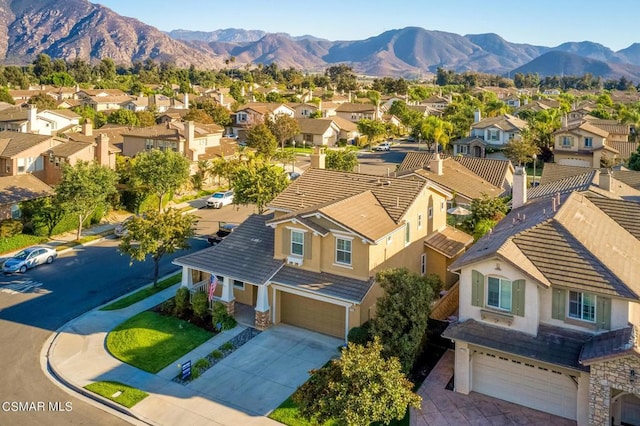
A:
[2,246,57,274]
[374,142,391,151]
[206,190,234,208]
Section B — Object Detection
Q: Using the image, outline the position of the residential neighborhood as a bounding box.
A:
[2,26,640,426]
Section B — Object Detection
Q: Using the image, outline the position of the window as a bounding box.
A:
[404,222,410,245]
[568,291,595,322]
[561,136,573,147]
[421,253,426,276]
[237,112,248,122]
[584,137,593,148]
[145,139,154,150]
[290,230,304,256]
[10,204,20,219]
[417,214,423,229]
[487,277,512,311]
[440,201,445,212]
[335,237,352,265]
[17,158,25,173]
[488,129,499,141]
[428,207,433,219]
[233,279,245,290]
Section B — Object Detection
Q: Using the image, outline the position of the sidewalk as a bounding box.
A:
[45,281,279,426]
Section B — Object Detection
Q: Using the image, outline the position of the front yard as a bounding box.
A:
[106,311,214,373]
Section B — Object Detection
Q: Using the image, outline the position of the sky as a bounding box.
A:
[93,0,640,51]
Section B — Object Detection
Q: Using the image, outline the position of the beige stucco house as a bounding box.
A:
[0,174,52,220]
[173,149,474,340]
[444,168,640,425]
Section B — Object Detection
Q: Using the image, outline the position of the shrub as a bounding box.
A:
[194,358,210,371]
[211,350,223,359]
[211,301,237,330]
[192,291,209,320]
[347,321,372,345]
[425,273,445,296]
[158,298,175,315]
[0,219,23,238]
[174,287,191,317]
[220,342,234,351]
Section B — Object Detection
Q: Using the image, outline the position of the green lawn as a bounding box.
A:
[268,397,338,426]
[84,381,148,408]
[0,234,48,255]
[106,311,214,373]
[100,273,181,311]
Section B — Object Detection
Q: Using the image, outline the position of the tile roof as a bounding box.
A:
[528,170,596,200]
[268,168,427,223]
[271,265,374,304]
[0,174,53,205]
[409,158,503,201]
[443,319,591,371]
[424,226,473,258]
[43,109,81,119]
[398,152,511,189]
[612,170,640,190]
[325,116,358,131]
[585,194,640,239]
[295,118,335,134]
[553,121,610,138]
[0,131,53,158]
[335,102,376,113]
[172,214,283,285]
[585,119,630,135]
[451,192,640,299]
[579,326,638,364]
[50,140,92,157]
[540,163,595,185]
[608,141,638,159]
[471,114,527,132]
[122,121,222,139]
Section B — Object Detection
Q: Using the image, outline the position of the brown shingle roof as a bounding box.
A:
[295,118,335,135]
[335,103,376,113]
[553,121,610,138]
[0,131,53,158]
[0,174,53,205]
[471,114,527,131]
[608,141,637,159]
[50,140,92,157]
[424,226,473,258]
[268,168,427,223]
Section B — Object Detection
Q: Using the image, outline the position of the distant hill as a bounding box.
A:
[1,0,640,81]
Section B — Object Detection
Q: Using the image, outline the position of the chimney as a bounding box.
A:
[310,146,326,169]
[184,121,196,161]
[429,152,443,176]
[562,114,568,128]
[512,166,528,209]
[27,105,37,133]
[82,118,93,137]
[183,92,189,109]
[474,109,481,123]
[600,169,613,192]
[95,134,109,167]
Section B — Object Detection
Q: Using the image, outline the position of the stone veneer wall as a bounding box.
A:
[255,310,271,330]
[589,355,640,425]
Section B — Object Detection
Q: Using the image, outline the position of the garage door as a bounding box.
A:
[280,292,345,338]
[558,158,591,168]
[472,351,577,420]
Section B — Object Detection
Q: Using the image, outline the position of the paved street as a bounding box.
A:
[0,200,254,425]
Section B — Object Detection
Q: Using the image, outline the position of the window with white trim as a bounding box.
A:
[291,230,304,256]
[561,136,573,147]
[488,129,499,141]
[487,277,512,311]
[568,291,595,322]
[584,137,593,148]
[233,279,245,290]
[335,237,352,265]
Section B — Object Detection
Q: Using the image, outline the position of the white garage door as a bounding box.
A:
[558,158,591,168]
[472,351,578,420]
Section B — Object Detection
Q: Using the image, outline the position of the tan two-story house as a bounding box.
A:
[443,168,640,425]
[173,149,474,340]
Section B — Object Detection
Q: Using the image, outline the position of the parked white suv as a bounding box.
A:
[373,142,391,151]
[206,190,234,208]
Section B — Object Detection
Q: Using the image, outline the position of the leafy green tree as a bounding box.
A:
[247,123,277,158]
[325,64,358,92]
[32,53,53,81]
[136,110,156,127]
[130,149,191,212]
[28,93,57,110]
[107,109,140,126]
[357,119,387,147]
[20,196,66,237]
[469,193,509,224]
[0,87,15,104]
[502,129,540,166]
[266,113,300,150]
[232,161,289,213]
[628,144,640,171]
[416,115,453,152]
[119,209,195,286]
[371,268,435,373]
[210,104,232,127]
[49,72,76,88]
[293,337,421,426]
[183,108,214,124]
[73,105,107,128]
[56,161,118,240]
[325,149,358,172]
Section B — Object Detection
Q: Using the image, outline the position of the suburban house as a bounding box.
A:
[443,167,640,424]
[76,89,132,112]
[421,94,452,110]
[230,102,295,140]
[0,131,60,180]
[293,118,340,147]
[173,148,473,340]
[0,106,81,136]
[552,120,622,168]
[451,112,528,157]
[0,174,53,220]
[399,152,515,195]
[121,121,224,162]
[335,102,380,123]
[287,102,319,118]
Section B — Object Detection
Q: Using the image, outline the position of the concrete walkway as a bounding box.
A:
[411,350,577,426]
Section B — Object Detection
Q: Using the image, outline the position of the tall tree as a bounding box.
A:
[628,144,640,171]
[119,209,195,286]
[266,113,300,151]
[325,149,358,172]
[416,115,453,152]
[107,109,140,126]
[293,337,421,425]
[357,119,387,147]
[232,161,289,213]
[247,123,277,158]
[371,268,436,373]
[56,161,118,240]
[20,196,66,237]
[502,129,540,166]
[28,93,57,110]
[130,149,191,212]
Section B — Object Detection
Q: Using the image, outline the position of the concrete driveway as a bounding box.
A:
[186,324,342,416]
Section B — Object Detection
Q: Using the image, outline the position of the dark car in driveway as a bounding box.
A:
[207,222,238,246]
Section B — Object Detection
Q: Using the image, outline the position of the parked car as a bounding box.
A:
[2,246,57,274]
[206,190,234,208]
[114,215,135,237]
[287,171,301,180]
[207,222,239,246]
[373,142,391,151]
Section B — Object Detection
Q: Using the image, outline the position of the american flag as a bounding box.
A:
[208,275,218,301]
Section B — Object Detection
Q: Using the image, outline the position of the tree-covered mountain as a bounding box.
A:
[1,0,640,81]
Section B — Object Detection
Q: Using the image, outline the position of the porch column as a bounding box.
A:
[180,266,192,288]
[254,284,271,330]
[454,341,471,395]
[219,276,235,315]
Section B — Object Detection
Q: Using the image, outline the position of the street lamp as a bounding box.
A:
[532,153,537,187]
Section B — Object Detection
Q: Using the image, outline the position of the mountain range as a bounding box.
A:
[3,0,640,81]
